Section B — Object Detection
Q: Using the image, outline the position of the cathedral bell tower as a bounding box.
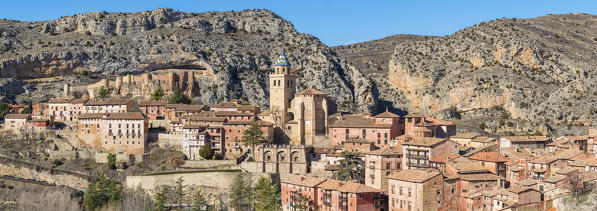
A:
[269,52,296,127]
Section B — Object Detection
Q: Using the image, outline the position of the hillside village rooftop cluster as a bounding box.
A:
[4,52,597,211]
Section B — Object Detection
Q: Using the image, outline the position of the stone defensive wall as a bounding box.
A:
[126,171,269,194]
[0,162,88,190]
[179,160,237,169]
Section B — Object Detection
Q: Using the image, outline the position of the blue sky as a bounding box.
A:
[2,0,597,46]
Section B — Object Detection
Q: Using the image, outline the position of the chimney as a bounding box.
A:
[299,177,305,181]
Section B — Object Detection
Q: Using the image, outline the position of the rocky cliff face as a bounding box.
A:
[0,8,377,113]
[386,13,597,134]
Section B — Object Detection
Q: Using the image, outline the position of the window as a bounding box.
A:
[345,129,349,134]
[408,188,411,197]
[362,129,366,138]
[384,133,388,138]
[386,163,391,169]
[462,189,467,193]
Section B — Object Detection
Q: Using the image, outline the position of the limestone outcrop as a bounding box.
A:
[383,13,597,134]
[0,8,377,113]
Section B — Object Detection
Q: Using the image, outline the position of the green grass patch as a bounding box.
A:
[143,169,241,176]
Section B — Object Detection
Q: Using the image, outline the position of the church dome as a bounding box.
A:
[274,52,291,66]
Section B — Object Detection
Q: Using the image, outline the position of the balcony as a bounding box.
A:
[406,153,428,159]
[407,161,429,168]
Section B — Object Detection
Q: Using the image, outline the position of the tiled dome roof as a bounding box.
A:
[274,52,291,66]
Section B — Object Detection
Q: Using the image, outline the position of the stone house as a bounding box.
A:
[316,179,385,211]
[27,118,52,129]
[281,176,326,211]
[450,132,479,147]
[428,153,460,173]
[499,136,549,149]
[83,99,134,114]
[138,100,169,120]
[4,114,30,130]
[387,169,443,211]
[329,111,401,148]
[403,113,456,138]
[165,104,210,122]
[468,152,509,178]
[77,112,147,156]
[182,124,211,160]
[365,146,403,190]
[32,103,48,116]
[400,137,459,169]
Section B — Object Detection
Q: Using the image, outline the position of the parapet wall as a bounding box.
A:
[0,162,88,190]
[126,171,269,194]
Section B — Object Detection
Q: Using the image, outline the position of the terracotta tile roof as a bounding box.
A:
[471,136,497,143]
[214,111,254,117]
[555,168,578,175]
[402,137,447,147]
[223,120,273,126]
[448,157,490,173]
[469,152,509,163]
[517,179,539,186]
[374,111,400,118]
[211,101,240,108]
[70,98,89,104]
[138,100,168,106]
[28,119,49,122]
[237,104,258,111]
[258,110,271,116]
[388,169,440,183]
[404,113,426,118]
[508,186,537,194]
[429,154,460,163]
[182,124,206,129]
[283,176,326,188]
[501,136,549,143]
[105,112,145,120]
[78,113,107,119]
[367,146,403,156]
[84,99,133,106]
[166,104,208,111]
[48,98,71,103]
[5,114,30,119]
[344,138,373,144]
[508,165,524,172]
[312,147,332,154]
[296,88,326,96]
[336,182,383,193]
[329,115,392,128]
[451,132,479,139]
[459,173,501,181]
[543,175,567,183]
[414,127,433,133]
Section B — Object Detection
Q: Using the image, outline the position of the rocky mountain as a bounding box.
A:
[332,34,428,75]
[0,8,377,112]
[385,13,597,134]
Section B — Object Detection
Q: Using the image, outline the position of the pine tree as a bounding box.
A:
[254,177,280,211]
[151,88,165,100]
[169,90,191,104]
[192,189,208,211]
[199,144,215,160]
[174,177,186,209]
[155,187,168,211]
[229,174,251,211]
[83,180,97,210]
[336,151,364,182]
[98,87,110,99]
[241,120,264,160]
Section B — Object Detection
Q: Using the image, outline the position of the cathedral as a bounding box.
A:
[265,52,336,146]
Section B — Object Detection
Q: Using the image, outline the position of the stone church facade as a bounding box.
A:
[267,52,336,146]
